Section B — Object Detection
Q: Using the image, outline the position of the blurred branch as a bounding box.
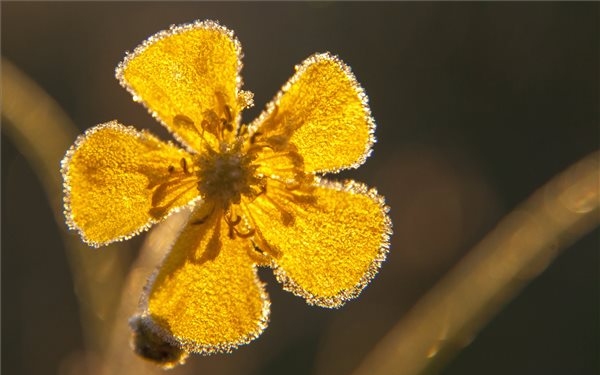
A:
[352,151,599,375]
[98,210,191,375]
[4,55,598,375]
[2,57,194,375]
[1,58,131,369]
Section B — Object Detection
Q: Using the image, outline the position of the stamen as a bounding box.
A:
[237,202,283,261]
[193,219,221,264]
[245,242,270,264]
[252,243,265,254]
[173,114,202,139]
[222,205,257,240]
[147,169,195,190]
[223,104,233,123]
[180,158,190,175]
[270,180,318,206]
[228,214,241,226]
[190,203,216,226]
[151,176,197,206]
[173,113,218,151]
[201,119,212,135]
[251,183,267,200]
[261,193,295,226]
[149,178,198,218]
[220,119,234,138]
[237,123,249,138]
[222,120,234,133]
[251,226,282,259]
[250,131,263,145]
[246,143,274,157]
[284,180,301,191]
[234,227,255,238]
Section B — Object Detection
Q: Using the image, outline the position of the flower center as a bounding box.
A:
[196,142,262,207]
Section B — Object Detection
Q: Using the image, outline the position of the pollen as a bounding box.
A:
[196,141,261,207]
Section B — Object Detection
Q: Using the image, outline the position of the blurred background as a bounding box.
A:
[2,2,598,375]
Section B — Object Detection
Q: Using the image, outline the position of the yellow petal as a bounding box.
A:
[117,20,243,151]
[245,178,391,307]
[251,53,375,173]
[143,204,270,353]
[61,121,199,246]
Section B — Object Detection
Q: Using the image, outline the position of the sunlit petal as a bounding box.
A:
[245,178,392,307]
[61,121,199,246]
[251,53,374,173]
[117,20,243,151]
[143,204,270,353]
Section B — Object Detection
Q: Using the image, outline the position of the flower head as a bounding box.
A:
[62,20,392,359]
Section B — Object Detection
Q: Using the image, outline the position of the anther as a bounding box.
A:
[285,180,301,191]
[221,119,234,133]
[180,158,190,174]
[223,210,256,239]
[173,114,195,128]
[252,243,265,254]
[223,104,233,123]
[250,131,262,145]
[191,204,216,225]
[237,123,249,138]
[235,227,255,238]
[191,217,208,225]
[228,215,241,226]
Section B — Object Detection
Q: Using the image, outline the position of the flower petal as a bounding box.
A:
[142,204,270,354]
[61,121,199,246]
[245,178,391,307]
[117,20,243,151]
[250,53,375,173]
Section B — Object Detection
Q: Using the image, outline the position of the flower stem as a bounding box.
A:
[352,151,599,375]
[2,58,131,371]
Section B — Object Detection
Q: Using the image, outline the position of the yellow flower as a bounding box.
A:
[61,20,392,356]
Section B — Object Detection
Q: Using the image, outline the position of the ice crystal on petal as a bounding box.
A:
[61,19,392,360]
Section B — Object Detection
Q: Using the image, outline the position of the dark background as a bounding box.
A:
[2,2,598,375]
